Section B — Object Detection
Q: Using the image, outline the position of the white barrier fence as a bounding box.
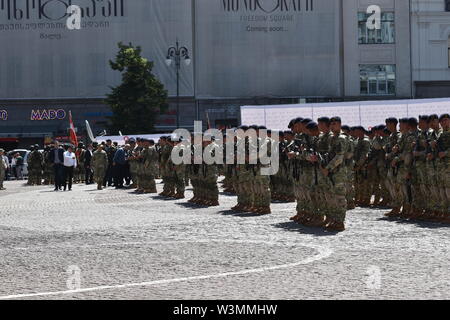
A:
[241,98,450,130]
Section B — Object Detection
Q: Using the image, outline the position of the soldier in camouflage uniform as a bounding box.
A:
[232,126,255,212]
[271,131,285,202]
[436,114,449,223]
[198,138,220,206]
[134,138,145,193]
[320,117,348,232]
[391,118,415,217]
[159,136,173,197]
[92,144,108,190]
[170,138,187,198]
[384,118,401,216]
[342,125,356,209]
[126,139,138,188]
[407,115,430,219]
[0,148,6,190]
[354,127,371,207]
[188,137,203,204]
[288,118,312,223]
[300,122,324,226]
[137,139,158,194]
[282,131,296,202]
[27,145,43,186]
[315,117,334,225]
[251,126,271,214]
[425,114,442,220]
[222,132,236,194]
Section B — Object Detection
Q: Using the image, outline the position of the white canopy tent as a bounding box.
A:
[94,134,173,145]
[241,97,450,130]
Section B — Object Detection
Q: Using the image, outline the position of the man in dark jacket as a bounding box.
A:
[49,141,65,191]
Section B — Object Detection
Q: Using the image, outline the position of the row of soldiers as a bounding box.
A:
[266,114,450,229]
[21,113,449,232]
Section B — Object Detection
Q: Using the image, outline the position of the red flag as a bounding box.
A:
[68,111,78,146]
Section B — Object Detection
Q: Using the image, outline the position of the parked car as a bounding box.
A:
[7,149,31,178]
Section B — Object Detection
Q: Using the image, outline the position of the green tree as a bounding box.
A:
[106,42,168,134]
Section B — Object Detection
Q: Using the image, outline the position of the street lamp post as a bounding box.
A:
[165,40,191,128]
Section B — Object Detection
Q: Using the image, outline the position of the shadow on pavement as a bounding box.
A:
[150,195,179,201]
[175,202,208,209]
[392,219,450,229]
[272,221,338,236]
[218,210,266,218]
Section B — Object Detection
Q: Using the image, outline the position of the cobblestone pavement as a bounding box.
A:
[0,180,449,300]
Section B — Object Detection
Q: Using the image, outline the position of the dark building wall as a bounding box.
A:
[415,81,450,99]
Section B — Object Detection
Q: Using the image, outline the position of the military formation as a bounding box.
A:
[1,113,449,233]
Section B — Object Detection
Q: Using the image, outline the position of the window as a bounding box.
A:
[446,0,450,12]
[360,65,396,95]
[358,12,395,44]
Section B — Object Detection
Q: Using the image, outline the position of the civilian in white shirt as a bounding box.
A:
[63,146,77,191]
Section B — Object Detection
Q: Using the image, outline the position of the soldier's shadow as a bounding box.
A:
[218,210,266,218]
[272,221,338,236]
[387,218,450,229]
[150,195,180,201]
[175,202,209,209]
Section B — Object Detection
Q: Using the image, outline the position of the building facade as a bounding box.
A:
[411,0,450,98]
[0,0,445,148]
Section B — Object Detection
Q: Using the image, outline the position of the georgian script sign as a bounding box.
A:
[0,0,125,21]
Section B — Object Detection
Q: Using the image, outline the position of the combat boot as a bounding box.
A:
[174,193,185,199]
[231,204,243,211]
[326,221,345,232]
[188,197,196,203]
[347,202,356,210]
[385,207,400,218]
[259,206,271,214]
[210,200,220,207]
[399,204,411,219]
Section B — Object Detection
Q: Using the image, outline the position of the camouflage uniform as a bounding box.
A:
[393,130,415,216]
[435,126,449,220]
[27,149,43,186]
[0,150,6,190]
[425,128,440,216]
[324,131,348,224]
[354,135,370,206]
[92,148,108,190]
[170,142,186,198]
[141,144,159,193]
[411,128,429,216]
[384,131,401,212]
[343,133,356,208]
[251,135,271,213]
[160,143,173,196]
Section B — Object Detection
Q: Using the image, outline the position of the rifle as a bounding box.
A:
[319,152,335,186]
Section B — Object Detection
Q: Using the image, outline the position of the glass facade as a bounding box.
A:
[358,12,395,44]
[360,65,396,95]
